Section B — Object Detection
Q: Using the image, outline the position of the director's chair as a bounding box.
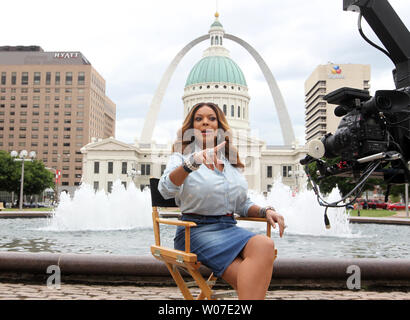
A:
[149,178,277,300]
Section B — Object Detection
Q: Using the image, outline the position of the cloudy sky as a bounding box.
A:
[3,0,409,146]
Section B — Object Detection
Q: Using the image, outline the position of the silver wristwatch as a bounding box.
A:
[183,153,201,173]
[259,206,275,218]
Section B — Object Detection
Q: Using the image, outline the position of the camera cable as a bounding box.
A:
[304,159,382,229]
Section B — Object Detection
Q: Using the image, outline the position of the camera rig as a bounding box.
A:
[300,0,410,226]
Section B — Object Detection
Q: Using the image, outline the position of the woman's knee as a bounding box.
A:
[245,235,275,262]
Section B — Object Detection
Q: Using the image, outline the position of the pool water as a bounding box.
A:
[0,218,409,259]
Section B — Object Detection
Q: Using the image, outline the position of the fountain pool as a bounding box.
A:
[0,180,409,259]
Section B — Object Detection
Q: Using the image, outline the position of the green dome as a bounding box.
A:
[185,56,247,86]
[211,20,223,28]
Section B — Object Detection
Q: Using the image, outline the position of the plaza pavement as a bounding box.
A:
[0,282,409,300]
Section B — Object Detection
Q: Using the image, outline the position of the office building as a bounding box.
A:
[0,46,116,194]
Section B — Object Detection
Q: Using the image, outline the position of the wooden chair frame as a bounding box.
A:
[149,178,277,300]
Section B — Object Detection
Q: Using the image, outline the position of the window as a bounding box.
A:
[21,72,28,85]
[108,161,113,174]
[55,72,60,85]
[141,164,151,176]
[94,161,99,174]
[282,165,293,177]
[238,106,241,118]
[223,104,227,115]
[121,181,127,188]
[161,164,166,175]
[121,162,127,174]
[46,72,51,85]
[1,72,6,85]
[78,72,85,85]
[11,72,16,85]
[107,181,113,193]
[34,72,41,85]
[93,181,99,191]
[65,72,72,85]
[267,166,272,178]
[231,105,234,117]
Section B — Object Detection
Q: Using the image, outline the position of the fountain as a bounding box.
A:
[1,178,409,259]
[0,179,410,258]
[1,178,410,290]
[44,181,153,231]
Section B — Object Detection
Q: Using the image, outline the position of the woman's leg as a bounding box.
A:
[221,235,275,300]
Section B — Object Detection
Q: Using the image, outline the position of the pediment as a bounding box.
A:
[82,138,136,152]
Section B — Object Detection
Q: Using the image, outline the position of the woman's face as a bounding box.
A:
[192,105,219,147]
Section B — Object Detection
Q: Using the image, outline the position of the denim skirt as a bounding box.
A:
[174,214,256,277]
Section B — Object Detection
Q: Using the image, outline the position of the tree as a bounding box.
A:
[23,160,54,195]
[306,157,381,197]
[0,150,20,192]
[389,184,406,202]
[0,150,54,195]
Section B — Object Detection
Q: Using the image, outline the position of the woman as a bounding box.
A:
[158,102,286,300]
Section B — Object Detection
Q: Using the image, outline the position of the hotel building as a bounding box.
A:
[0,46,116,194]
[304,63,370,142]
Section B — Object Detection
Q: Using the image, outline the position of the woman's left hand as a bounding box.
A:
[266,209,286,238]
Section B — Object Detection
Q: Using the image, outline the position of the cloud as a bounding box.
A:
[115,117,182,145]
[2,0,409,147]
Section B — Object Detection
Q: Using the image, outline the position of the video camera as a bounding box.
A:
[301,0,410,194]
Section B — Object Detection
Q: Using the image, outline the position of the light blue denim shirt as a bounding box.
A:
[158,152,254,217]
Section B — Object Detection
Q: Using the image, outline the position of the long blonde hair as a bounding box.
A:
[172,102,244,169]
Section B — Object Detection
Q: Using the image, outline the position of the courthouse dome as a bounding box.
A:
[185,55,247,86]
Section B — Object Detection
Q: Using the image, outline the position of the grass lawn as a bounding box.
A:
[2,207,54,212]
[347,209,398,217]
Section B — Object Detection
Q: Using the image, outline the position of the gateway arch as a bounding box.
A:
[140,34,296,146]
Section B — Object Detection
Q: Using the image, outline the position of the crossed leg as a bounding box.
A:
[221,234,275,300]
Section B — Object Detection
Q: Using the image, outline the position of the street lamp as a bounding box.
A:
[288,169,305,195]
[45,167,59,205]
[127,167,141,186]
[11,150,36,210]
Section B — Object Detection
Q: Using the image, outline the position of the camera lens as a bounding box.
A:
[376,96,391,109]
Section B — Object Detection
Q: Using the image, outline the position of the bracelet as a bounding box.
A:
[182,163,192,173]
[259,206,275,218]
[183,153,201,173]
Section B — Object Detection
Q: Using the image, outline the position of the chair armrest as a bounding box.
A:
[235,216,272,237]
[236,217,267,222]
[156,218,197,227]
[155,218,196,252]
